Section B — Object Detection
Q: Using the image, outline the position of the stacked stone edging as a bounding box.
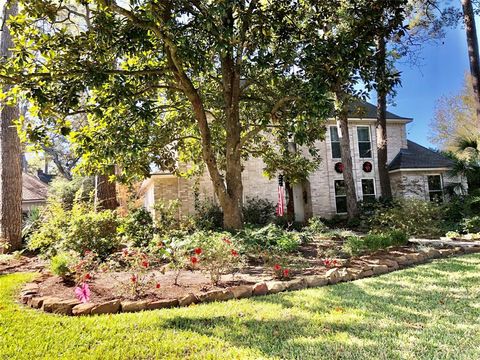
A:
[19,245,480,316]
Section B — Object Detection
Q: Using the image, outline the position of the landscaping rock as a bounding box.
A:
[266,281,287,294]
[326,268,340,284]
[378,259,398,269]
[392,255,408,266]
[147,299,179,310]
[439,248,454,256]
[197,289,234,303]
[21,294,33,304]
[284,278,306,291]
[121,300,149,313]
[91,300,121,315]
[360,269,374,278]
[252,282,268,296]
[22,283,39,294]
[338,268,354,282]
[72,303,96,316]
[464,246,480,254]
[304,275,328,288]
[229,285,253,299]
[372,264,389,275]
[178,293,199,307]
[28,296,45,309]
[405,253,420,263]
[43,298,80,315]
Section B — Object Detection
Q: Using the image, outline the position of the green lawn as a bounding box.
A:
[1,255,480,360]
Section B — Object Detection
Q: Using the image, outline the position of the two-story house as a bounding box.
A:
[141,102,466,221]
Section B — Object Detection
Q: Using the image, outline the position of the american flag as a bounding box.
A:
[276,185,285,217]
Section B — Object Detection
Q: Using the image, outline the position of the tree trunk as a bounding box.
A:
[335,90,359,219]
[94,166,118,210]
[462,0,480,126]
[375,35,392,199]
[0,1,22,253]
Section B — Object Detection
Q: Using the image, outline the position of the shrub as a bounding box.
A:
[50,252,74,278]
[118,208,156,247]
[242,197,276,226]
[368,199,444,237]
[193,200,223,230]
[343,230,408,256]
[49,176,95,209]
[461,216,480,233]
[305,216,329,234]
[63,206,120,260]
[154,200,181,234]
[237,224,302,253]
[21,207,42,243]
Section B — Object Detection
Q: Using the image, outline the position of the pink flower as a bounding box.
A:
[75,283,91,303]
[194,248,202,255]
[231,249,239,257]
[274,264,282,271]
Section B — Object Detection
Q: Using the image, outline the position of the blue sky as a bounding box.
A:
[374,23,472,149]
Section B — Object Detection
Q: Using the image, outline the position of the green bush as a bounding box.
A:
[305,216,329,234]
[193,200,223,230]
[237,224,302,253]
[154,199,181,234]
[242,197,276,226]
[368,199,444,237]
[50,252,75,278]
[49,176,95,209]
[118,208,156,247]
[21,207,42,243]
[64,206,120,259]
[461,216,480,233]
[343,230,408,256]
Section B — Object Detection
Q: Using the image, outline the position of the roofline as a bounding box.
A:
[327,117,412,124]
[389,167,451,173]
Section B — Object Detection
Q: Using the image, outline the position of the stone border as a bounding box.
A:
[20,245,480,316]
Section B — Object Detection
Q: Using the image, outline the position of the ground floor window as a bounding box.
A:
[334,180,347,213]
[427,175,443,202]
[361,179,376,203]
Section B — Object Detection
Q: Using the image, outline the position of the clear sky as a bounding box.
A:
[375,22,474,149]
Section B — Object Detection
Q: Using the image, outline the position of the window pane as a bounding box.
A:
[361,179,375,196]
[429,191,443,203]
[334,180,346,196]
[330,127,339,141]
[336,196,347,213]
[332,143,341,158]
[357,127,370,142]
[428,175,442,191]
[359,142,371,158]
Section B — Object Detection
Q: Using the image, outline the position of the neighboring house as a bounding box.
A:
[22,171,49,213]
[142,102,466,221]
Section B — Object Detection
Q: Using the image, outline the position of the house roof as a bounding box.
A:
[22,172,49,203]
[348,101,412,120]
[388,140,454,171]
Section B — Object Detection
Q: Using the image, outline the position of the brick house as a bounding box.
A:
[141,102,466,221]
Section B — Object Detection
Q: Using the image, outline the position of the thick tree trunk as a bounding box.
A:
[0,2,22,253]
[375,35,392,199]
[335,90,359,219]
[94,166,118,210]
[462,0,480,126]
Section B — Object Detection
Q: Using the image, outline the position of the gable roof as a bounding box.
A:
[388,140,454,171]
[22,172,49,203]
[348,101,412,120]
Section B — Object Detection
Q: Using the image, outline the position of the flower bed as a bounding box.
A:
[20,244,480,316]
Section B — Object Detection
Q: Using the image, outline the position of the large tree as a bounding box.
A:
[3,0,334,229]
[0,1,22,252]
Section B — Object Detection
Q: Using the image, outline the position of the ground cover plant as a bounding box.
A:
[1,255,480,359]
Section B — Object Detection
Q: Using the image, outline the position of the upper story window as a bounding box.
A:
[334,180,347,214]
[427,175,443,202]
[357,126,372,158]
[330,126,341,159]
[361,179,376,203]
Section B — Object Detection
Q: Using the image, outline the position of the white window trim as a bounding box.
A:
[356,125,373,159]
[427,174,444,201]
[329,125,342,160]
[361,178,376,201]
[334,179,347,214]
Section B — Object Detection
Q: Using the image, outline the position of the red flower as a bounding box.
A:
[231,249,239,257]
[323,259,331,267]
[155,283,161,289]
[141,260,149,268]
[223,237,232,245]
[194,248,202,255]
[274,264,282,271]
[131,275,137,283]
[283,269,290,277]
[84,273,92,280]
[190,256,199,264]
[123,249,129,256]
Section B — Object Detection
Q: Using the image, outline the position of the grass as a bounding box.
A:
[1,255,480,360]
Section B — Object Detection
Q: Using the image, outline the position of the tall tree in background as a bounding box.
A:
[461,0,480,126]
[0,1,22,252]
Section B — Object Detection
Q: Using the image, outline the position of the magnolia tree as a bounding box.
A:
[2,0,408,228]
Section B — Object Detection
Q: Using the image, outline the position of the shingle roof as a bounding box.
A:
[22,172,48,203]
[348,101,411,120]
[388,140,454,171]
